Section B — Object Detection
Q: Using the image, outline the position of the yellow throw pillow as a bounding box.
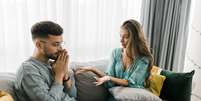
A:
[0,91,14,101]
[146,66,165,96]
[151,65,161,74]
[147,74,166,96]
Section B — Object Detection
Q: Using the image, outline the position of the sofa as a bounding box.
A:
[0,73,15,101]
[0,60,195,101]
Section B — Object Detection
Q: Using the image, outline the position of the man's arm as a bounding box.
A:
[21,67,75,101]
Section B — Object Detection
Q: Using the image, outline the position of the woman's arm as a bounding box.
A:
[90,67,106,77]
[94,75,128,86]
[109,76,128,86]
[75,66,106,77]
[76,67,129,86]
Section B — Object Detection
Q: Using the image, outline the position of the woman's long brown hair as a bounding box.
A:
[121,19,153,85]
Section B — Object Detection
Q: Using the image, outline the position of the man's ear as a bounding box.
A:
[35,39,42,49]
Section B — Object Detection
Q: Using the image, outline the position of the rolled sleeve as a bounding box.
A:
[104,49,117,88]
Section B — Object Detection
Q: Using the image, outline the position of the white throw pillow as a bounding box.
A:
[109,86,162,101]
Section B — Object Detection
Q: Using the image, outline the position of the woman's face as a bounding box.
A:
[120,27,129,49]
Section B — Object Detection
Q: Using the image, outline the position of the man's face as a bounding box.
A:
[40,35,64,60]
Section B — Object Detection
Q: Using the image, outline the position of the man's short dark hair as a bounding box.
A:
[31,21,63,39]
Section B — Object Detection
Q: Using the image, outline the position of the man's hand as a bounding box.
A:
[52,49,69,84]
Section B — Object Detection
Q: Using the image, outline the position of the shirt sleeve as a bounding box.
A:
[105,49,116,76]
[104,49,117,88]
[21,65,76,101]
[124,58,149,88]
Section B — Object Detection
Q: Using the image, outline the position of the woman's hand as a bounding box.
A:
[75,67,92,75]
[93,76,110,86]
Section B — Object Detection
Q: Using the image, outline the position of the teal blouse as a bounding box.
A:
[105,48,149,88]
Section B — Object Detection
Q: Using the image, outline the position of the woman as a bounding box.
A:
[76,19,153,89]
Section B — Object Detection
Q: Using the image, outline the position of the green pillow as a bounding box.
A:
[160,70,195,101]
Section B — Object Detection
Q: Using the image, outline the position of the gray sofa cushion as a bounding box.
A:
[109,86,162,101]
[70,60,110,101]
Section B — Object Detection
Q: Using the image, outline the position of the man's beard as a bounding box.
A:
[44,49,58,61]
[46,53,58,60]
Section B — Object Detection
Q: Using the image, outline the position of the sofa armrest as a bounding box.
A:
[0,73,16,98]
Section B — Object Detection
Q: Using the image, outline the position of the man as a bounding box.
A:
[14,21,76,101]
